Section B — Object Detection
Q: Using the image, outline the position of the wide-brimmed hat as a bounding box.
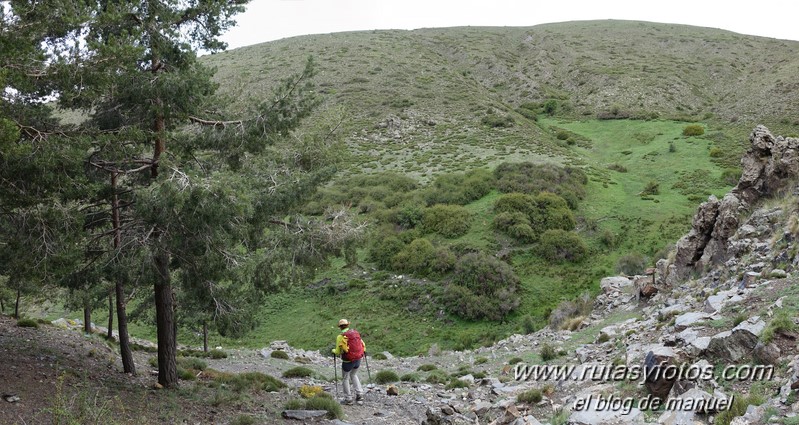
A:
[338,318,349,327]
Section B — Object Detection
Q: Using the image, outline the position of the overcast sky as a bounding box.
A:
[220,0,799,50]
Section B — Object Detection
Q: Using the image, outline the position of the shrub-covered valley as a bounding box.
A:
[7,20,799,356]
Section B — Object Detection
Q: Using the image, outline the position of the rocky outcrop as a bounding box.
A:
[673,126,799,277]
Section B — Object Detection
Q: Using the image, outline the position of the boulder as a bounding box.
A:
[705,318,764,362]
[643,350,676,400]
[753,342,781,366]
[673,126,799,276]
[674,312,712,331]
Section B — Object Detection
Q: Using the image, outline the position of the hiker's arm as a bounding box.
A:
[331,334,344,355]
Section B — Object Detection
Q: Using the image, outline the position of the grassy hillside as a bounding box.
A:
[31,21,797,356]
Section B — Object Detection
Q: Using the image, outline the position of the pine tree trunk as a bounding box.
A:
[14,288,20,319]
[203,321,208,353]
[107,291,113,340]
[112,172,135,374]
[83,307,92,334]
[154,249,177,388]
[116,279,136,374]
[1,296,5,314]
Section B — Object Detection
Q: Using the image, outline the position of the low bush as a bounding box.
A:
[16,318,38,328]
[374,370,400,384]
[540,343,557,362]
[425,370,449,384]
[616,252,647,275]
[640,181,660,196]
[474,357,488,365]
[304,394,344,419]
[178,368,197,381]
[178,357,208,371]
[209,349,227,359]
[682,124,705,136]
[371,352,387,360]
[282,367,314,378]
[481,113,514,128]
[298,385,324,398]
[418,364,438,372]
[210,371,286,392]
[421,204,471,238]
[270,350,290,360]
[391,238,436,276]
[400,373,420,382]
[607,163,627,173]
[445,378,470,389]
[517,388,543,404]
[537,229,588,262]
[508,357,523,365]
[443,252,521,321]
[762,311,797,343]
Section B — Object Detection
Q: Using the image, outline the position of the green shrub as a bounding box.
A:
[282,367,314,378]
[537,229,588,262]
[494,163,586,208]
[715,393,763,425]
[209,349,227,359]
[270,350,290,360]
[474,357,488,365]
[421,204,471,238]
[640,181,660,196]
[616,252,647,275]
[16,318,38,328]
[445,378,470,389]
[400,373,420,382]
[600,229,617,248]
[211,371,287,392]
[762,311,797,343]
[444,252,521,321]
[394,205,424,229]
[374,370,400,384]
[425,169,493,205]
[304,395,344,419]
[522,315,537,334]
[508,357,523,365]
[418,364,438,372]
[709,147,723,158]
[371,352,388,360]
[284,399,305,410]
[472,371,486,379]
[425,370,449,384]
[517,388,543,404]
[368,232,405,269]
[682,124,705,136]
[391,238,436,275]
[493,192,575,243]
[540,343,557,362]
[178,367,197,381]
[178,357,208,371]
[230,415,257,425]
[481,113,514,128]
[607,163,627,173]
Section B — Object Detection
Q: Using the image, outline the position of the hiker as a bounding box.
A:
[331,318,365,404]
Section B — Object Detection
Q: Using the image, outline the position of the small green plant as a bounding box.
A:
[178,367,197,381]
[230,415,257,425]
[209,348,227,359]
[445,378,470,389]
[474,357,488,365]
[284,399,305,410]
[374,370,400,384]
[282,367,314,378]
[178,357,208,371]
[305,394,344,419]
[418,364,437,372]
[732,313,747,327]
[540,343,557,362]
[508,357,523,365]
[522,315,536,334]
[682,124,705,136]
[640,181,660,196]
[372,352,388,360]
[425,370,449,384]
[400,373,420,382]
[517,388,543,404]
[16,318,38,328]
[270,350,290,360]
[299,385,324,398]
[761,311,797,343]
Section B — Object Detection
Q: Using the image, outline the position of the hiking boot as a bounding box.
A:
[356,395,364,402]
[341,399,354,405]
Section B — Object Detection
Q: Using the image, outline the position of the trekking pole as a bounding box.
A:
[364,352,372,384]
[333,354,339,399]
